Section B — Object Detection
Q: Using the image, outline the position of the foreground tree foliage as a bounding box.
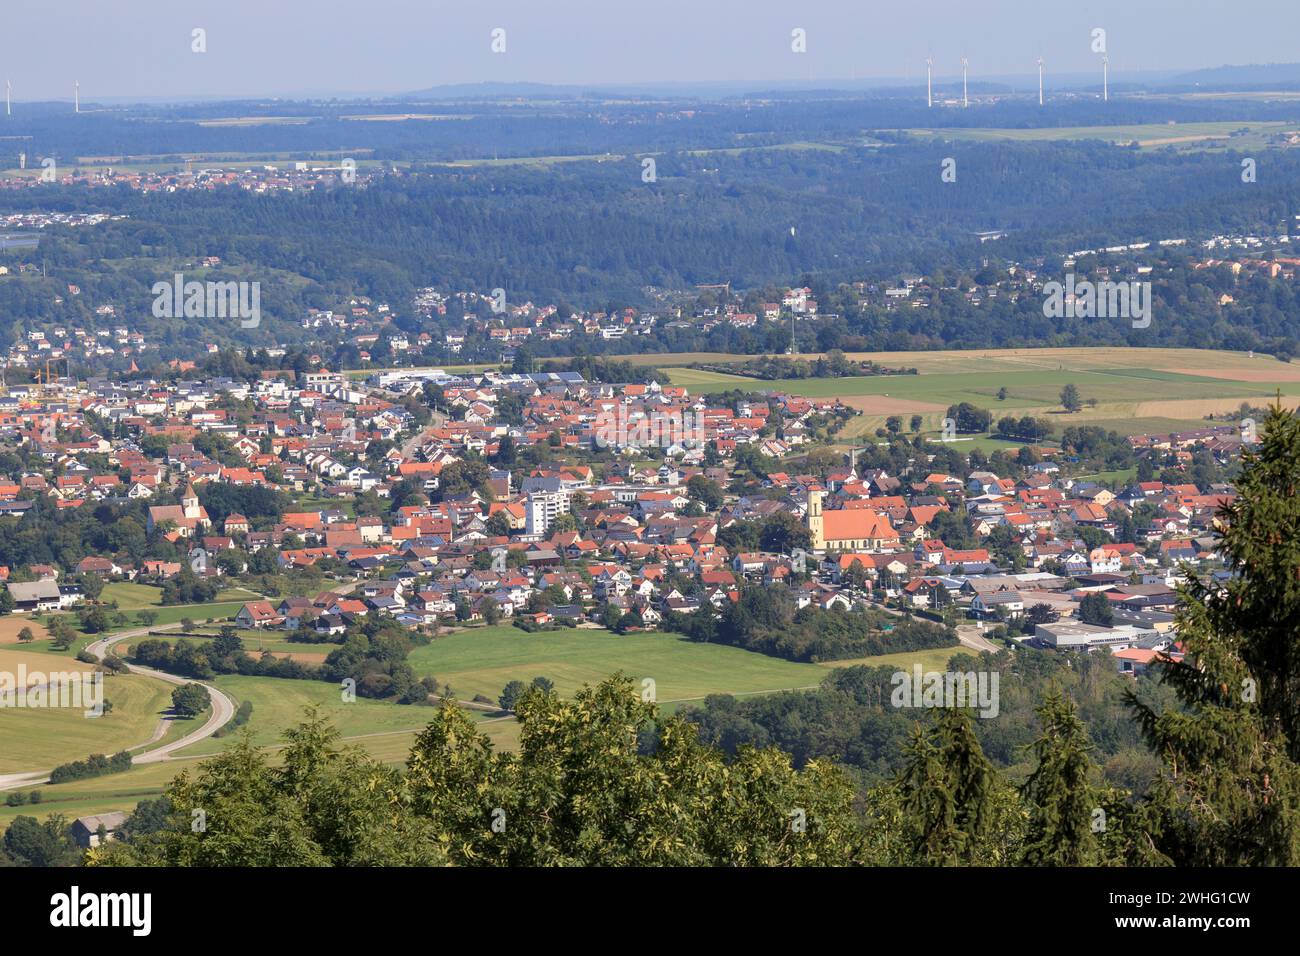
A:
[893,708,1005,865]
[88,716,441,867]
[1017,690,1154,866]
[1127,403,1300,865]
[90,677,866,867]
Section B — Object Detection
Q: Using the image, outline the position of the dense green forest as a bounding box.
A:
[7,140,1297,306]
[5,92,1300,363]
[685,649,1171,790]
[9,92,1300,162]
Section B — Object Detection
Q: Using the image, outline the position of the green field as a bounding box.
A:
[0,708,519,832]
[0,759,193,830]
[669,362,1287,408]
[409,625,815,704]
[15,598,252,662]
[900,120,1292,149]
[180,674,446,756]
[119,628,329,658]
[405,624,964,707]
[0,671,174,773]
[660,347,1300,440]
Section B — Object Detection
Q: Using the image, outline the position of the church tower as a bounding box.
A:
[807,489,825,551]
[181,483,201,520]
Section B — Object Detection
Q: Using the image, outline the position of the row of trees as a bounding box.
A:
[710,586,959,663]
[130,620,432,703]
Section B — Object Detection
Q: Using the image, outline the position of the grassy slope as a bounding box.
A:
[0,669,173,773]
[0,708,518,832]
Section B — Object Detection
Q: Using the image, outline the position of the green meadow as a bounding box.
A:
[898,120,1291,149]
[0,672,175,773]
[0,707,519,832]
[180,674,443,756]
[406,624,964,707]
[662,347,1300,441]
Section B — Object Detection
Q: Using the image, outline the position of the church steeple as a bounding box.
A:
[807,489,825,551]
[181,483,200,519]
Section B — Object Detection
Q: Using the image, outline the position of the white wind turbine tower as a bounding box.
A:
[926,56,934,107]
[1036,57,1044,106]
[5,79,10,117]
[1102,54,1109,101]
[961,57,969,107]
[74,81,80,113]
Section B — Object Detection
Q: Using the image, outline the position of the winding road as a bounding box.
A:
[0,622,237,792]
[85,625,237,764]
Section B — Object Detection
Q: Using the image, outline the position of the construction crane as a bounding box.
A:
[32,356,65,398]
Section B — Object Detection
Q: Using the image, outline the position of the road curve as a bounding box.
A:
[84,625,237,764]
[955,624,1003,655]
[0,624,237,791]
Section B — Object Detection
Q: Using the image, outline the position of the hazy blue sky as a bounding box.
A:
[4,0,1298,100]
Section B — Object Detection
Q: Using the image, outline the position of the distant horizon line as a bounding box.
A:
[5,60,1299,107]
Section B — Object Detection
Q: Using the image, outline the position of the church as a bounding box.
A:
[807,489,899,552]
[146,483,212,539]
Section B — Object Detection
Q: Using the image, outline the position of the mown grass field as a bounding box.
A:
[662,347,1300,441]
[0,758,189,831]
[101,582,260,608]
[118,628,332,661]
[0,665,173,773]
[406,624,966,707]
[409,625,818,704]
[0,701,517,832]
[179,674,446,756]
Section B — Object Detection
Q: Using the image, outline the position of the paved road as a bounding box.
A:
[956,624,1003,654]
[84,626,237,765]
[398,411,447,459]
[0,623,237,791]
[866,598,1004,655]
[0,770,49,791]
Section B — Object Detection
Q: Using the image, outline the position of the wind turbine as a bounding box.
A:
[74,80,80,113]
[1102,54,1109,101]
[1036,57,1044,106]
[4,79,9,117]
[925,56,934,107]
[961,57,969,107]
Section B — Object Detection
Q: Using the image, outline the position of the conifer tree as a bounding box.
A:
[898,707,995,864]
[1019,689,1102,865]
[1129,403,1300,865]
